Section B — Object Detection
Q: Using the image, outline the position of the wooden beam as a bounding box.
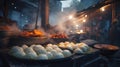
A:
[3,0,9,23]
[112,2,116,23]
[41,0,50,30]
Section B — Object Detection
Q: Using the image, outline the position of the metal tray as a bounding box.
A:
[7,53,72,64]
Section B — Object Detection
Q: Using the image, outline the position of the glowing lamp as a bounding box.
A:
[76,25,79,27]
[100,7,105,12]
[80,30,83,33]
[83,19,86,22]
[68,15,73,19]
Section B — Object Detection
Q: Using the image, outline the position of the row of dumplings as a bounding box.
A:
[10,44,72,60]
[58,42,91,54]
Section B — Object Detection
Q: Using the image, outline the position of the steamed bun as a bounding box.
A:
[24,47,35,54]
[46,52,53,59]
[50,50,58,56]
[74,48,83,54]
[34,48,47,54]
[54,48,63,53]
[53,52,64,59]
[62,50,72,57]
[33,45,45,49]
[33,46,47,54]
[10,46,24,53]
[46,47,53,52]
[52,45,59,49]
[46,44,53,47]
[37,54,48,60]
[24,52,37,59]
[22,44,28,49]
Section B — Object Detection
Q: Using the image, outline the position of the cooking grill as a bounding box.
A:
[8,36,49,46]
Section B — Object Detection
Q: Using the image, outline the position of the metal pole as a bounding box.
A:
[35,0,40,29]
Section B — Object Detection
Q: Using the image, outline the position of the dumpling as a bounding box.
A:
[50,50,58,56]
[54,48,63,53]
[32,45,47,54]
[53,52,64,59]
[22,44,28,49]
[10,46,25,57]
[36,48,47,54]
[52,45,59,49]
[58,44,65,48]
[34,45,45,49]
[62,50,72,57]
[10,46,24,53]
[30,44,36,48]
[79,46,89,52]
[46,47,53,52]
[24,52,37,59]
[33,47,46,54]
[33,45,45,50]
[70,42,75,46]
[66,46,73,50]
[58,42,66,48]
[78,44,90,52]
[83,45,90,49]
[46,44,53,47]
[46,52,53,59]
[65,41,70,45]
[36,54,48,60]
[74,48,83,54]
[24,47,35,53]
[12,52,26,58]
[72,45,78,49]
[77,43,88,48]
[12,51,26,58]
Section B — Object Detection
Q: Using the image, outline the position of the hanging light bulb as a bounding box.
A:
[80,30,83,33]
[100,7,105,12]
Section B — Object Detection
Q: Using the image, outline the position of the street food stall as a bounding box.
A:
[0,0,120,67]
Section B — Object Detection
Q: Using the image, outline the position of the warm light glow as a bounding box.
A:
[76,29,85,34]
[20,29,44,37]
[70,31,73,32]
[80,30,83,33]
[68,15,73,19]
[73,21,76,23]
[83,19,86,22]
[85,15,88,17]
[100,7,105,11]
[76,25,79,27]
